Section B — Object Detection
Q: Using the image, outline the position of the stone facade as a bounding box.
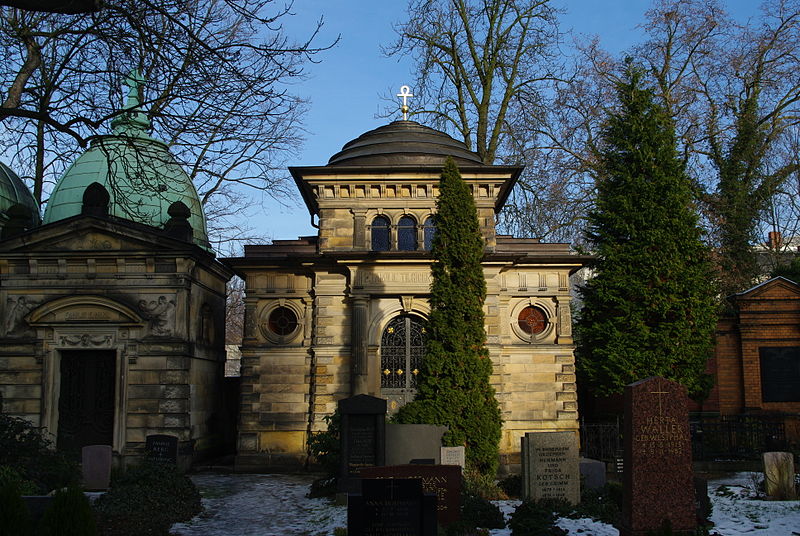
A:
[227,122,588,472]
[0,215,231,467]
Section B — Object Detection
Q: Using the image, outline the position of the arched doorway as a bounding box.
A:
[379,314,426,413]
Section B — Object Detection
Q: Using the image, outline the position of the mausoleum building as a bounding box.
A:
[226,120,588,471]
[0,76,231,466]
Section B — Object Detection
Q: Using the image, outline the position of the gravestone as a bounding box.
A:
[145,434,178,464]
[520,431,580,504]
[579,457,606,490]
[348,477,437,536]
[440,446,466,469]
[762,451,797,499]
[622,376,695,536]
[386,423,447,466]
[360,464,462,526]
[81,444,112,491]
[338,394,387,492]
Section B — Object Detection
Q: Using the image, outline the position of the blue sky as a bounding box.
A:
[255,1,762,243]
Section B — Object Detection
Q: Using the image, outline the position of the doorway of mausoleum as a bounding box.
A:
[379,314,426,413]
[57,350,116,453]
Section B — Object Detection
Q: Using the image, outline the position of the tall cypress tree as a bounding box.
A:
[575,68,717,399]
[395,157,502,475]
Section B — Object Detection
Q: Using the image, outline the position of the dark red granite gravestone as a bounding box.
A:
[360,464,462,526]
[622,376,695,536]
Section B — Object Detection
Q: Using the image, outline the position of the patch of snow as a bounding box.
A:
[169,472,800,536]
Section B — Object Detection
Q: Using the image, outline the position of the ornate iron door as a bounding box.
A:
[57,350,116,453]
[380,315,426,413]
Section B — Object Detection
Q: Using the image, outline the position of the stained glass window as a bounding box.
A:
[423,216,436,250]
[371,216,390,251]
[518,306,547,335]
[397,215,417,251]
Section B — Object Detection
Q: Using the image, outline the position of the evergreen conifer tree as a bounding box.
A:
[575,68,718,399]
[395,157,502,475]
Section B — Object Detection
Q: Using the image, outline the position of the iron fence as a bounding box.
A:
[690,416,790,460]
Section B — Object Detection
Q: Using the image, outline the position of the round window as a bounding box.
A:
[518,306,547,335]
[268,306,298,336]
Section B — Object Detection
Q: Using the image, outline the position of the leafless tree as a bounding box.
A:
[0,0,334,246]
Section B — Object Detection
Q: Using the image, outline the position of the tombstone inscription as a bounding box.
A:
[347,477,437,536]
[440,446,465,469]
[520,431,580,504]
[360,464,462,526]
[338,394,387,492]
[145,434,178,464]
[622,376,695,536]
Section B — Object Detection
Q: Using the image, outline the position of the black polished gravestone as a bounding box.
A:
[338,394,387,492]
[145,434,179,464]
[348,478,437,536]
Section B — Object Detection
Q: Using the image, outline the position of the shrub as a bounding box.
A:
[498,474,522,498]
[568,482,622,527]
[306,410,340,476]
[306,411,341,497]
[508,500,568,536]
[38,486,97,536]
[0,465,37,495]
[462,468,506,500]
[0,478,34,536]
[0,414,79,493]
[94,459,201,536]
[461,494,505,529]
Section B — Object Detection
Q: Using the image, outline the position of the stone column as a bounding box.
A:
[352,209,368,250]
[351,295,370,395]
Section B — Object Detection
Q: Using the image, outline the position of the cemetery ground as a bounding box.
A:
[167,470,800,536]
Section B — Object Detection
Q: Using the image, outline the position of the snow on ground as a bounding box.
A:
[170,472,800,536]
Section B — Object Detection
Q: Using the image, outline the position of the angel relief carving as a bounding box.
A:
[138,296,176,336]
[4,296,39,337]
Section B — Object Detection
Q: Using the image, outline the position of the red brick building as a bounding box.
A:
[697,277,800,442]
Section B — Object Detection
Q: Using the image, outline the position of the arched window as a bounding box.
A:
[397,215,417,251]
[371,216,390,251]
[380,315,427,391]
[423,216,436,250]
[82,182,110,217]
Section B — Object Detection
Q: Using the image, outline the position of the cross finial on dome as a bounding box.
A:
[112,69,151,136]
[123,69,146,110]
[396,85,414,120]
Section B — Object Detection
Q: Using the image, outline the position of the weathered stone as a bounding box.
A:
[521,431,580,504]
[763,451,796,500]
[385,423,447,466]
[440,446,466,468]
[81,445,112,490]
[580,457,606,490]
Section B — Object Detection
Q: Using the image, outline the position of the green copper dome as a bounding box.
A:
[43,72,210,250]
[0,161,41,231]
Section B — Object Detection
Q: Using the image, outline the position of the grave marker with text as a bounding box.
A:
[622,376,695,536]
[521,431,580,504]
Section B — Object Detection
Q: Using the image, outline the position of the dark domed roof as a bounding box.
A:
[327,120,483,166]
[0,161,41,230]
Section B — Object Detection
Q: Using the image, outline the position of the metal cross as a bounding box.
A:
[397,85,414,120]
